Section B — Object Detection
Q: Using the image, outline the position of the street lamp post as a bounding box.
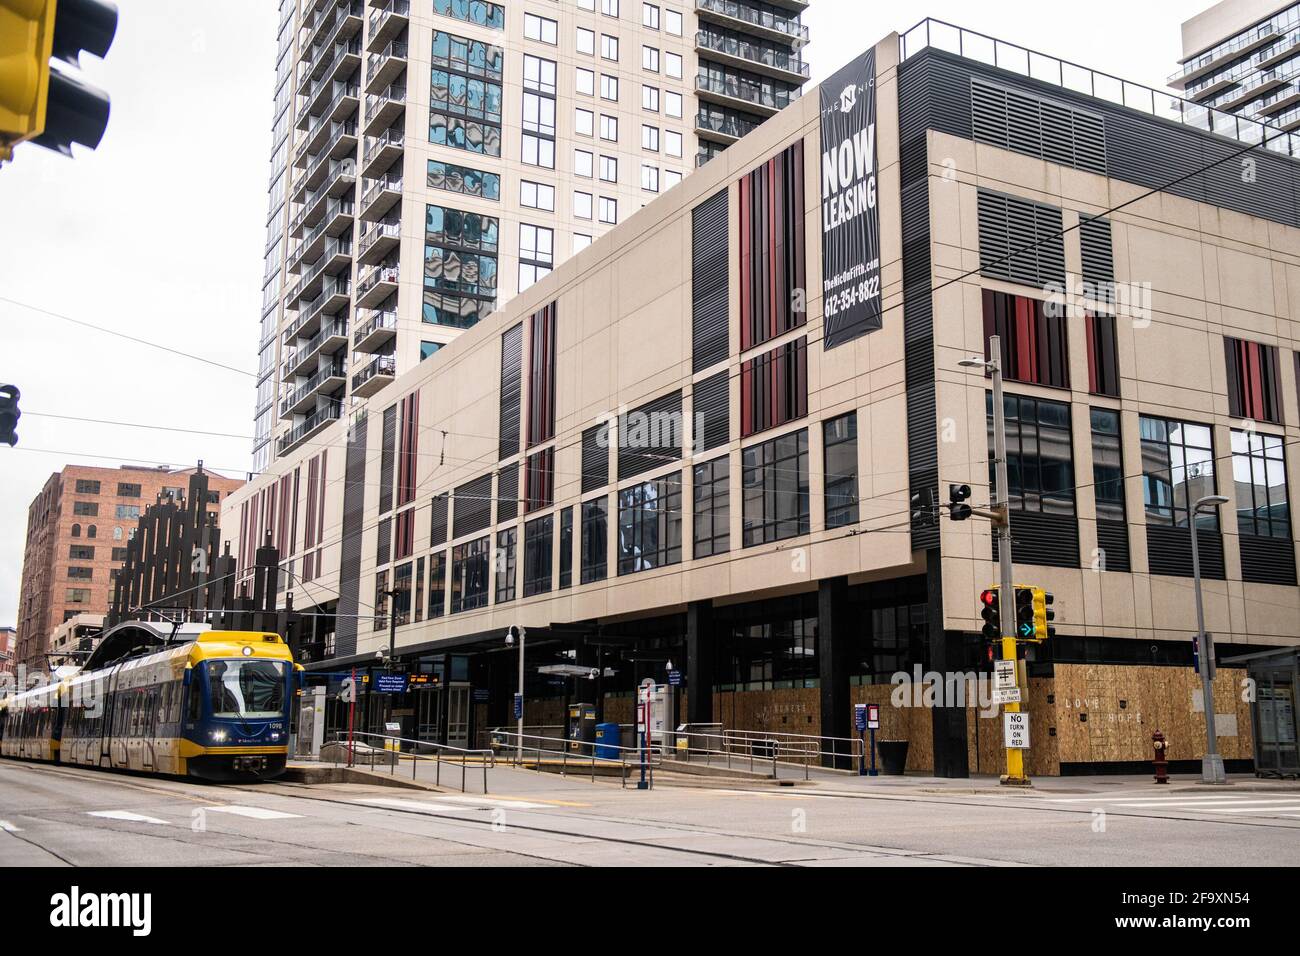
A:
[507,625,526,763]
[1191,494,1229,785]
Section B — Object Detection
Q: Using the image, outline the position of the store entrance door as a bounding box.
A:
[446,683,471,749]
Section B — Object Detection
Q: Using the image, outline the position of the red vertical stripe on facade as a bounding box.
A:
[739,176,751,350]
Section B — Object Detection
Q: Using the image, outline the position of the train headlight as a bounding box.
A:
[210,729,228,743]
[270,732,280,741]
[241,646,253,657]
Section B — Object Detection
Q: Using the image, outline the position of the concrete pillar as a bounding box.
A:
[926,550,969,778]
[818,577,852,768]
[685,600,714,724]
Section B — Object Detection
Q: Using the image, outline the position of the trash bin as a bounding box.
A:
[594,722,621,760]
[876,739,909,775]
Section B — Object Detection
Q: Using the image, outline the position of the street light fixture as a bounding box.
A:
[1191,494,1230,786]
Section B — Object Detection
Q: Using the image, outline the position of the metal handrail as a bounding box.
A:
[329,730,494,793]
[899,16,1300,159]
[488,729,659,789]
[666,727,866,780]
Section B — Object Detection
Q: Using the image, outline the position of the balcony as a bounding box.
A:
[360,173,402,221]
[277,401,344,457]
[359,219,401,265]
[367,0,410,53]
[285,277,351,343]
[694,0,808,47]
[300,103,359,161]
[356,261,400,308]
[351,354,397,398]
[353,308,398,352]
[1170,24,1283,89]
[365,39,408,96]
[287,317,350,378]
[1253,82,1300,116]
[1215,72,1288,111]
[279,359,348,419]
[290,198,354,270]
[308,0,363,59]
[695,72,799,116]
[695,31,810,83]
[695,107,763,144]
[1257,31,1300,70]
[363,83,406,137]
[361,126,405,178]
[293,158,356,233]
[291,236,353,305]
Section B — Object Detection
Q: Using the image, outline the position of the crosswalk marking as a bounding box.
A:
[1117,797,1300,808]
[356,796,549,814]
[203,805,301,820]
[87,810,168,825]
[0,820,21,832]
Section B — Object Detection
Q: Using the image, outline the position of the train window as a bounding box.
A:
[186,680,201,723]
[207,660,287,718]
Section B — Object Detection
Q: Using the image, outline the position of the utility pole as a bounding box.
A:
[962,336,1028,786]
[1191,494,1229,785]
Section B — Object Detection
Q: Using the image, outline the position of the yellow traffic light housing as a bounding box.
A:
[1032,587,1055,642]
[0,0,57,161]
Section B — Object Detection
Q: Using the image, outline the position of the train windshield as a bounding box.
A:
[206,660,287,719]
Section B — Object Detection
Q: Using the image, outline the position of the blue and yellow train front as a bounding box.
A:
[180,632,299,781]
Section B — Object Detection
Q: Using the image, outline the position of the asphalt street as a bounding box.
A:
[1,758,1297,867]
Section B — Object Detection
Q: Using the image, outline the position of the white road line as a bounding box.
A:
[203,805,302,820]
[87,810,168,825]
[1117,798,1300,808]
[1045,796,1279,806]
[355,796,548,814]
[0,820,21,832]
[424,795,550,810]
[1200,804,1300,814]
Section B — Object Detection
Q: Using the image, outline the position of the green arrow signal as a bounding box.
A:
[1019,623,1034,637]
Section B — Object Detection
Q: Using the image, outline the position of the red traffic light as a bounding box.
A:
[980,589,998,608]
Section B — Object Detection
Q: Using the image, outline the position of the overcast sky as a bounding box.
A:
[0,0,1209,625]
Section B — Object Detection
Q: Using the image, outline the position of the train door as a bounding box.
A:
[99,667,117,767]
[446,683,470,749]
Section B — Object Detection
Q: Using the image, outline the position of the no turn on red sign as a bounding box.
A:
[1003,711,1030,749]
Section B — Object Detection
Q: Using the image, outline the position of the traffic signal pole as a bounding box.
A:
[988,336,1030,787]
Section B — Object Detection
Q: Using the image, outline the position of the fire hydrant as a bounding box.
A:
[1152,730,1169,784]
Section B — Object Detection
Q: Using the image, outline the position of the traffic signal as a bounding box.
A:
[910,488,936,528]
[1032,588,1055,642]
[0,384,19,446]
[948,483,972,521]
[0,0,117,162]
[0,0,56,159]
[1014,586,1036,641]
[979,587,1000,642]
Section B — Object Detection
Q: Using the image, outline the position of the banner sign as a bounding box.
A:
[820,48,881,349]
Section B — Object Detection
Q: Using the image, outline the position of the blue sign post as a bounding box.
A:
[513,693,523,720]
[854,704,868,775]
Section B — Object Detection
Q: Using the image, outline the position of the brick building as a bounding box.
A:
[14,465,243,670]
[0,626,14,676]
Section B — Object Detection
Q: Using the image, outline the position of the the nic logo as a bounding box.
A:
[49,887,152,937]
[838,83,857,114]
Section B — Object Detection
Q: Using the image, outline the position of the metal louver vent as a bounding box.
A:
[971,77,1107,175]
[977,189,1065,289]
